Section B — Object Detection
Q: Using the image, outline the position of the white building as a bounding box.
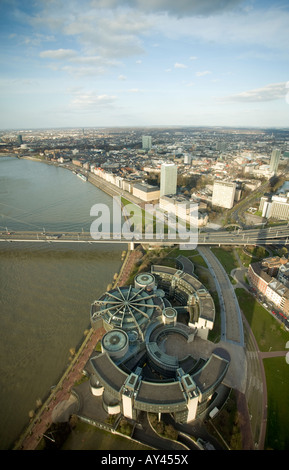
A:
[269,149,281,174]
[260,194,289,220]
[159,195,205,227]
[142,135,152,151]
[265,279,287,307]
[132,183,160,202]
[212,181,236,209]
[160,163,177,197]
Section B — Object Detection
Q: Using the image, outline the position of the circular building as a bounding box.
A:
[134,273,155,291]
[101,330,129,360]
[162,307,177,325]
[90,285,163,339]
[88,267,230,425]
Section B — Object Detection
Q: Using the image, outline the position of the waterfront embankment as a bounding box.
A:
[0,155,126,449]
[18,153,145,207]
[13,247,143,450]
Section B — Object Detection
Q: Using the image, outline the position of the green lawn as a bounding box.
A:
[211,246,239,275]
[235,288,289,449]
[61,420,152,450]
[168,247,208,268]
[235,288,288,352]
[263,358,289,450]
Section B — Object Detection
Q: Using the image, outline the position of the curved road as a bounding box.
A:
[198,246,244,346]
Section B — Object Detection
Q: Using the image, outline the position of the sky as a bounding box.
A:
[0,0,289,129]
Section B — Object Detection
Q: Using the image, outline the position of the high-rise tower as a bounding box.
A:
[142,135,152,151]
[160,163,177,197]
[270,149,281,174]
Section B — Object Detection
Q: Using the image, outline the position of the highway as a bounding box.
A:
[0,225,288,245]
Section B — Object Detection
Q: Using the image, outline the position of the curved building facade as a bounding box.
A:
[89,265,229,424]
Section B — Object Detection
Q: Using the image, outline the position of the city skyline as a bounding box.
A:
[1,0,289,130]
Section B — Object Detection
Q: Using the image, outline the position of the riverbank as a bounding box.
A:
[5,153,145,450]
[17,153,145,207]
[13,246,143,450]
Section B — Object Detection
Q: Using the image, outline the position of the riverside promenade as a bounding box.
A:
[14,248,143,450]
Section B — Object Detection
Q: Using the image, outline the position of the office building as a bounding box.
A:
[88,264,230,424]
[159,195,201,226]
[160,163,177,197]
[212,181,236,209]
[269,149,281,174]
[260,194,289,220]
[132,182,160,202]
[142,135,152,151]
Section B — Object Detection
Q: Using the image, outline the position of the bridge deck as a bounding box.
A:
[0,226,288,245]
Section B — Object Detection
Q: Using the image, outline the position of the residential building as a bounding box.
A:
[248,263,272,295]
[248,257,289,316]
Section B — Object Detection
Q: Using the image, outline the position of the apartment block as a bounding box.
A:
[212,181,236,209]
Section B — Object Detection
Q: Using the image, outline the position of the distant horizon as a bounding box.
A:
[1,124,289,133]
[1,0,289,129]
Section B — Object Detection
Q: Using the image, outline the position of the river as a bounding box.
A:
[0,156,124,449]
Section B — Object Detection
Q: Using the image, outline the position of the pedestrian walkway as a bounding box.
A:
[15,248,142,450]
[15,327,106,450]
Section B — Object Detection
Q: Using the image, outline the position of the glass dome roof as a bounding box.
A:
[96,285,160,339]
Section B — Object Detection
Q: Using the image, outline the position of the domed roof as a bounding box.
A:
[96,286,160,338]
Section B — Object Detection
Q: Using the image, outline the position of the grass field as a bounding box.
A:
[61,420,152,450]
[211,246,239,275]
[235,288,288,352]
[235,288,289,449]
[263,358,289,450]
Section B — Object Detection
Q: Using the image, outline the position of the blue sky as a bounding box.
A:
[0,0,289,129]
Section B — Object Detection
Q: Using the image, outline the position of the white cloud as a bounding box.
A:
[61,10,150,59]
[23,33,55,47]
[40,49,77,60]
[26,1,289,57]
[118,75,127,80]
[39,48,120,77]
[154,7,289,51]
[60,65,107,77]
[71,91,117,109]
[195,70,211,77]
[221,82,288,102]
[91,0,244,17]
[30,4,151,60]
[174,62,187,69]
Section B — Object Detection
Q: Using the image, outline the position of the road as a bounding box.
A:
[1,225,288,246]
[198,246,244,346]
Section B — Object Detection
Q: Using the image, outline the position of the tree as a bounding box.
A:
[278,247,288,258]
